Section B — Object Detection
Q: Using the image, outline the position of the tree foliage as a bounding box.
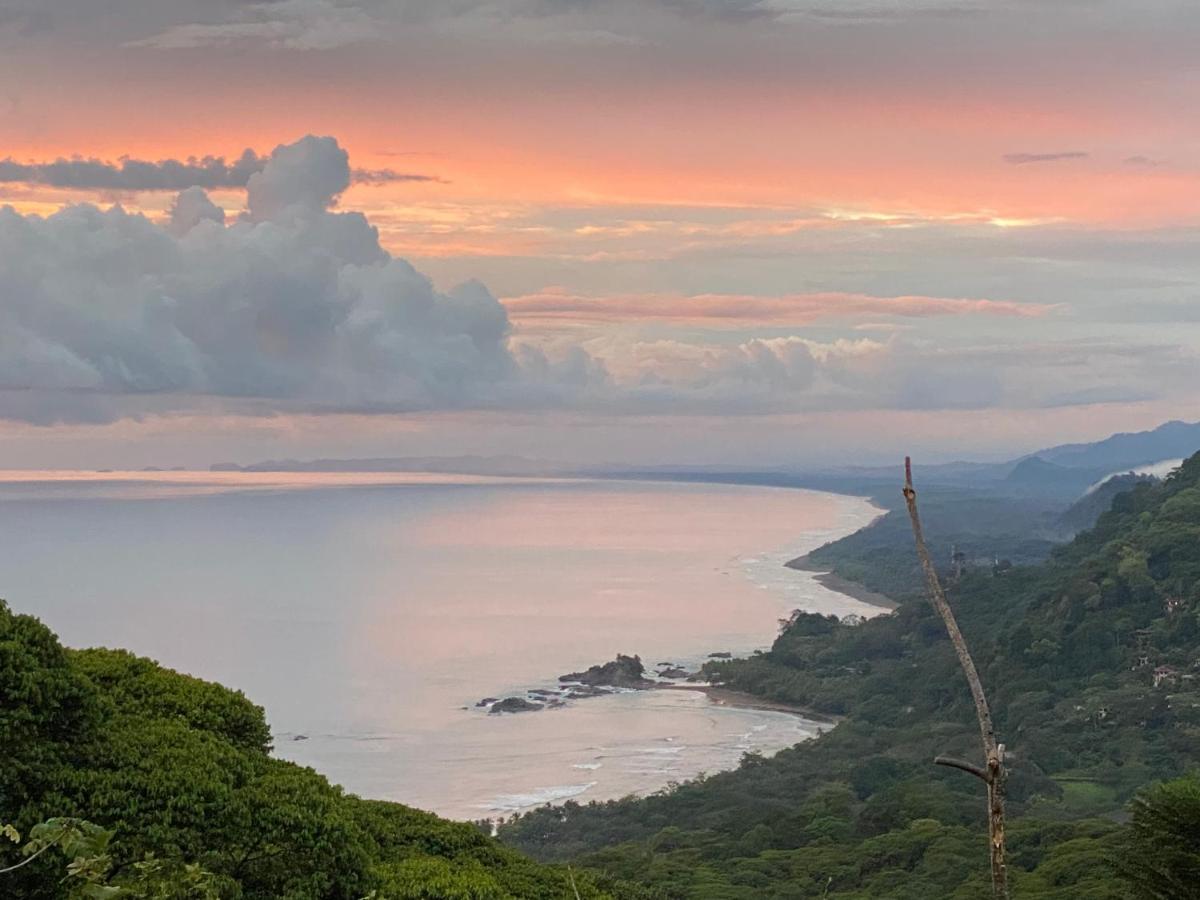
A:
[1114,775,1200,899]
[0,601,649,899]
[499,453,1200,897]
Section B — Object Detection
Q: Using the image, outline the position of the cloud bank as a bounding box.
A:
[0,135,1187,426]
[0,136,512,424]
[0,148,436,192]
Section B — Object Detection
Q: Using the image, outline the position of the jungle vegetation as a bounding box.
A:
[499,454,1200,898]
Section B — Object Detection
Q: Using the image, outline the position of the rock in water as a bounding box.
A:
[564,684,612,699]
[488,697,545,714]
[559,654,654,688]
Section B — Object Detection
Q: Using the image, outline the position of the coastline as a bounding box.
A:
[784,552,898,611]
[659,535,899,723]
[658,683,837,723]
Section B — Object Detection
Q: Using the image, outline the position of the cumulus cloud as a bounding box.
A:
[1002,151,1089,165]
[0,135,515,424]
[0,147,437,192]
[0,134,1186,426]
[168,186,226,235]
[563,333,1191,416]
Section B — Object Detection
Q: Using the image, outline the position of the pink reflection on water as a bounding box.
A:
[341,483,849,731]
[0,469,578,499]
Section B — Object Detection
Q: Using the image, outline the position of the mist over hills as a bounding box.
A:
[1035,420,1200,471]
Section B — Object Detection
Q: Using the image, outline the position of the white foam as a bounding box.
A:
[572,762,603,770]
[481,781,598,813]
[738,496,887,620]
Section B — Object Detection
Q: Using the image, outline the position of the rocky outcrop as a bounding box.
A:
[656,666,691,679]
[559,654,654,688]
[488,697,544,714]
[479,653,711,718]
[564,684,612,699]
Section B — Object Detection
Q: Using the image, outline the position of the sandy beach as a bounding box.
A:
[659,684,839,722]
[784,553,898,611]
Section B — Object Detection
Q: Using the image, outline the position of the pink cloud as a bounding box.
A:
[502,288,1056,327]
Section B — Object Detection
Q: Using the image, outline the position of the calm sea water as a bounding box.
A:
[0,471,882,820]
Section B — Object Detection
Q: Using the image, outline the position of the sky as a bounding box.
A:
[1,0,1199,468]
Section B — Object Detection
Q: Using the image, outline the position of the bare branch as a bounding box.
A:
[934,756,989,782]
[904,458,1009,900]
[903,458,999,759]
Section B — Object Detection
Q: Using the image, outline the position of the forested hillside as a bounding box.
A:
[0,604,649,899]
[500,454,1200,898]
[801,486,1066,598]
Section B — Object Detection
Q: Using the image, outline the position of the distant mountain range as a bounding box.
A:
[1033,419,1200,471]
[995,420,1199,496]
[802,419,1200,499]
[209,420,1200,500]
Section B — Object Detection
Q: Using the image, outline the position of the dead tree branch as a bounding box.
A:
[934,756,989,781]
[904,457,1010,899]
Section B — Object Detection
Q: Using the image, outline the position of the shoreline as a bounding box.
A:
[657,683,837,723]
[784,552,898,611]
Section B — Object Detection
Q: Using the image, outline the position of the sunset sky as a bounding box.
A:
[2,0,1199,468]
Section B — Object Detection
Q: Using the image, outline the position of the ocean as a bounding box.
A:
[0,471,883,820]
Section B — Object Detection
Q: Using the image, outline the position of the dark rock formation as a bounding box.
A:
[476,697,499,707]
[559,654,653,688]
[565,685,613,699]
[488,697,544,714]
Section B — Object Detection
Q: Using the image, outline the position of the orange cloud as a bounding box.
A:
[502,289,1057,328]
